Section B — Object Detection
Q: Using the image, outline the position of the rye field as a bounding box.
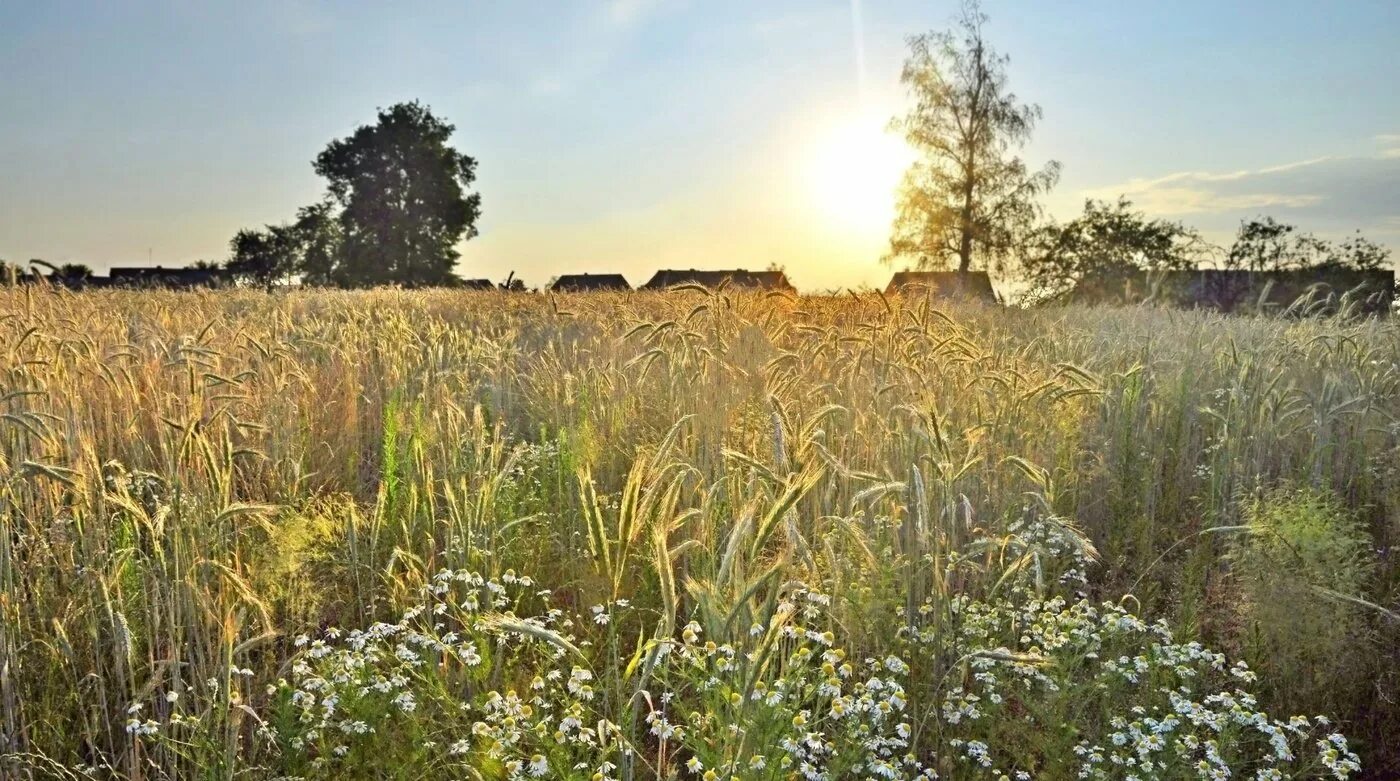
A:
[1,284,1397,780]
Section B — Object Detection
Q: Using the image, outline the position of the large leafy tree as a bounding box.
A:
[314,101,481,287]
[1021,197,1213,302]
[887,0,1059,275]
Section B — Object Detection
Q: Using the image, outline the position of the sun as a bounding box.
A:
[802,115,913,236]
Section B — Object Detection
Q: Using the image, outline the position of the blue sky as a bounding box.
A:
[2,0,1398,290]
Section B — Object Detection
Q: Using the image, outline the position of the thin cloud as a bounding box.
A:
[1377,134,1400,159]
[1084,169,1326,215]
[1086,154,1394,217]
[607,0,661,25]
[1094,155,1336,198]
[530,78,564,95]
[1084,186,1323,215]
[1258,156,1337,175]
[1081,148,1400,249]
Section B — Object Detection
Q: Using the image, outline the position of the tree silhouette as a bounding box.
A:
[1226,217,1390,272]
[314,101,481,287]
[292,201,341,286]
[228,226,299,290]
[1328,231,1391,271]
[1021,198,1212,302]
[56,263,94,281]
[887,0,1059,276]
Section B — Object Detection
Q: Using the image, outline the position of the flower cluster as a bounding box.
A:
[115,551,1360,781]
[905,594,1361,779]
[268,568,631,779]
[645,588,934,781]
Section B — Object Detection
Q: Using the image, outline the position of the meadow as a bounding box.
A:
[0,284,1396,780]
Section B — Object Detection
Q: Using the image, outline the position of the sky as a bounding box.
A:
[2,0,1398,292]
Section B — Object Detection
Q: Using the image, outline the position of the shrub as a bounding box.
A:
[1229,487,1377,719]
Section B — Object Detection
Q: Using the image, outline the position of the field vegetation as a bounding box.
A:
[1,284,1397,779]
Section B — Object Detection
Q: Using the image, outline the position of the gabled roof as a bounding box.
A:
[641,268,794,291]
[459,278,494,290]
[550,273,631,291]
[885,271,997,302]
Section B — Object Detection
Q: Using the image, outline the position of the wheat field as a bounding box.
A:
[0,284,1396,780]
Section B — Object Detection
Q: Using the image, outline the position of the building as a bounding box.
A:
[1071,269,1395,315]
[641,268,795,291]
[884,271,998,303]
[549,273,631,292]
[459,278,495,290]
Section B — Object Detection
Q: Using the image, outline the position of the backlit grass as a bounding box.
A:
[0,284,1396,779]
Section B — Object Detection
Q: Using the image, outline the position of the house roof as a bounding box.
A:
[641,268,794,291]
[459,278,494,290]
[1069,269,1395,315]
[549,273,631,291]
[884,271,997,302]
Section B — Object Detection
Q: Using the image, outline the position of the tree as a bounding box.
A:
[190,259,223,270]
[887,0,1059,276]
[1328,231,1391,271]
[1224,217,1299,272]
[227,225,299,290]
[292,201,342,286]
[1226,217,1390,272]
[1021,197,1213,302]
[314,101,481,287]
[55,263,94,281]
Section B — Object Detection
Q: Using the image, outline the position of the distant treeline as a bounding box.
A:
[1017,202,1392,306]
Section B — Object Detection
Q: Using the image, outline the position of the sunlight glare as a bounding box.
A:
[802,115,913,237]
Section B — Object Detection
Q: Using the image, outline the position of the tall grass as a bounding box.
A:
[0,284,1396,778]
